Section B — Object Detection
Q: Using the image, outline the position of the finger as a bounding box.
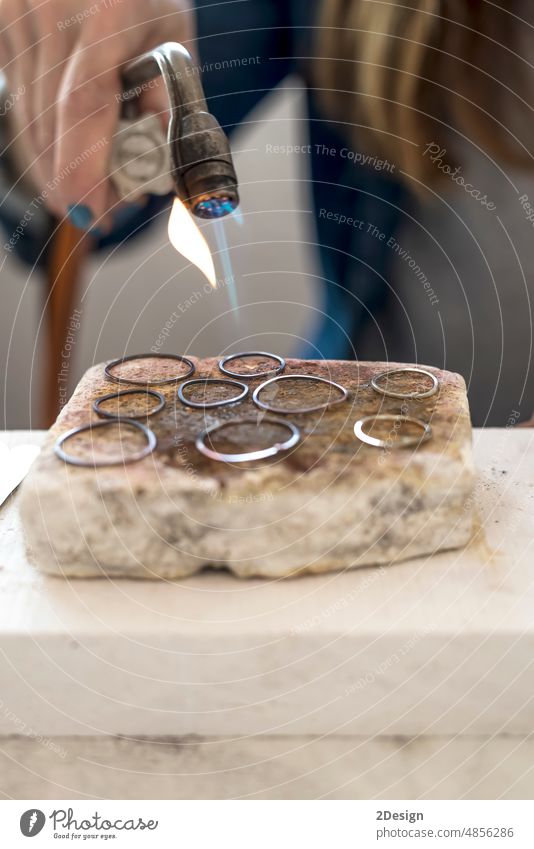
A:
[53,31,126,226]
[139,76,170,131]
[2,0,38,183]
[31,1,71,192]
[1,0,33,79]
[0,8,12,69]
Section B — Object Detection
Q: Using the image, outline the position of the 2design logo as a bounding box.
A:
[20,809,46,837]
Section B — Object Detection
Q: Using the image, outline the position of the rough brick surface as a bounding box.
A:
[20,358,475,578]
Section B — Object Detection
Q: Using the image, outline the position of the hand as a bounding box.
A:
[0,0,194,228]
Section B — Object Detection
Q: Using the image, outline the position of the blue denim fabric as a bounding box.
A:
[195,0,407,358]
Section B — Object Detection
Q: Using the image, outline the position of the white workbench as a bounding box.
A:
[1,429,533,799]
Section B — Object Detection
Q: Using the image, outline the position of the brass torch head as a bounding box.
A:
[121,42,239,220]
[171,109,239,218]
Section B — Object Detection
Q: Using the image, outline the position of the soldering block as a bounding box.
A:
[20,359,475,579]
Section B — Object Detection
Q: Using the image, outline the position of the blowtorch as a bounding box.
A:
[111,42,239,220]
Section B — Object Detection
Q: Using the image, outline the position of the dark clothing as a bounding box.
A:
[194,0,407,358]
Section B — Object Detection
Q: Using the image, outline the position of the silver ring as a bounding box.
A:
[371,367,439,399]
[55,419,157,467]
[253,374,348,414]
[177,378,249,409]
[93,388,165,420]
[105,353,195,386]
[218,351,285,379]
[196,417,300,463]
[354,414,432,449]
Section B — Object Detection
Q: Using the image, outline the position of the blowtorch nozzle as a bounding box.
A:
[113,42,239,220]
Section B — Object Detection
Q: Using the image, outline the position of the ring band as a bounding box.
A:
[219,351,285,379]
[253,374,348,414]
[177,378,249,409]
[55,419,157,467]
[354,414,432,449]
[371,367,439,399]
[93,388,165,420]
[105,353,195,386]
[196,417,300,463]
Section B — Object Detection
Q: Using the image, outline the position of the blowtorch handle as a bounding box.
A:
[120,42,208,117]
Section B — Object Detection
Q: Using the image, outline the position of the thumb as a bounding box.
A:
[140,76,171,133]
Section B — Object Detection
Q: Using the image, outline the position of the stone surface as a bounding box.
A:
[19,358,475,578]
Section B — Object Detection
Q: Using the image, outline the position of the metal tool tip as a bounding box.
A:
[193,196,239,219]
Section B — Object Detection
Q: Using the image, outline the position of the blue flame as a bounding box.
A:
[212,218,239,318]
[231,206,244,227]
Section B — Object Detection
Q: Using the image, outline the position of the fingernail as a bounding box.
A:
[89,226,106,239]
[67,204,94,230]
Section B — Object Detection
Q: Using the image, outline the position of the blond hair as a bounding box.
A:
[317,0,533,185]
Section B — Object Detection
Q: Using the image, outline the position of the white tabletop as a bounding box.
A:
[1,428,533,739]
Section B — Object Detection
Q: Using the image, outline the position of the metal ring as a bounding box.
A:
[371,367,439,399]
[354,414,432,449]
[105,353,195,386]
[196,417,300,464]
[177,378,249,409]
[55,419,157,467]
[218,351,285,379]
[253,374,348,414]
[93,388,165,420]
